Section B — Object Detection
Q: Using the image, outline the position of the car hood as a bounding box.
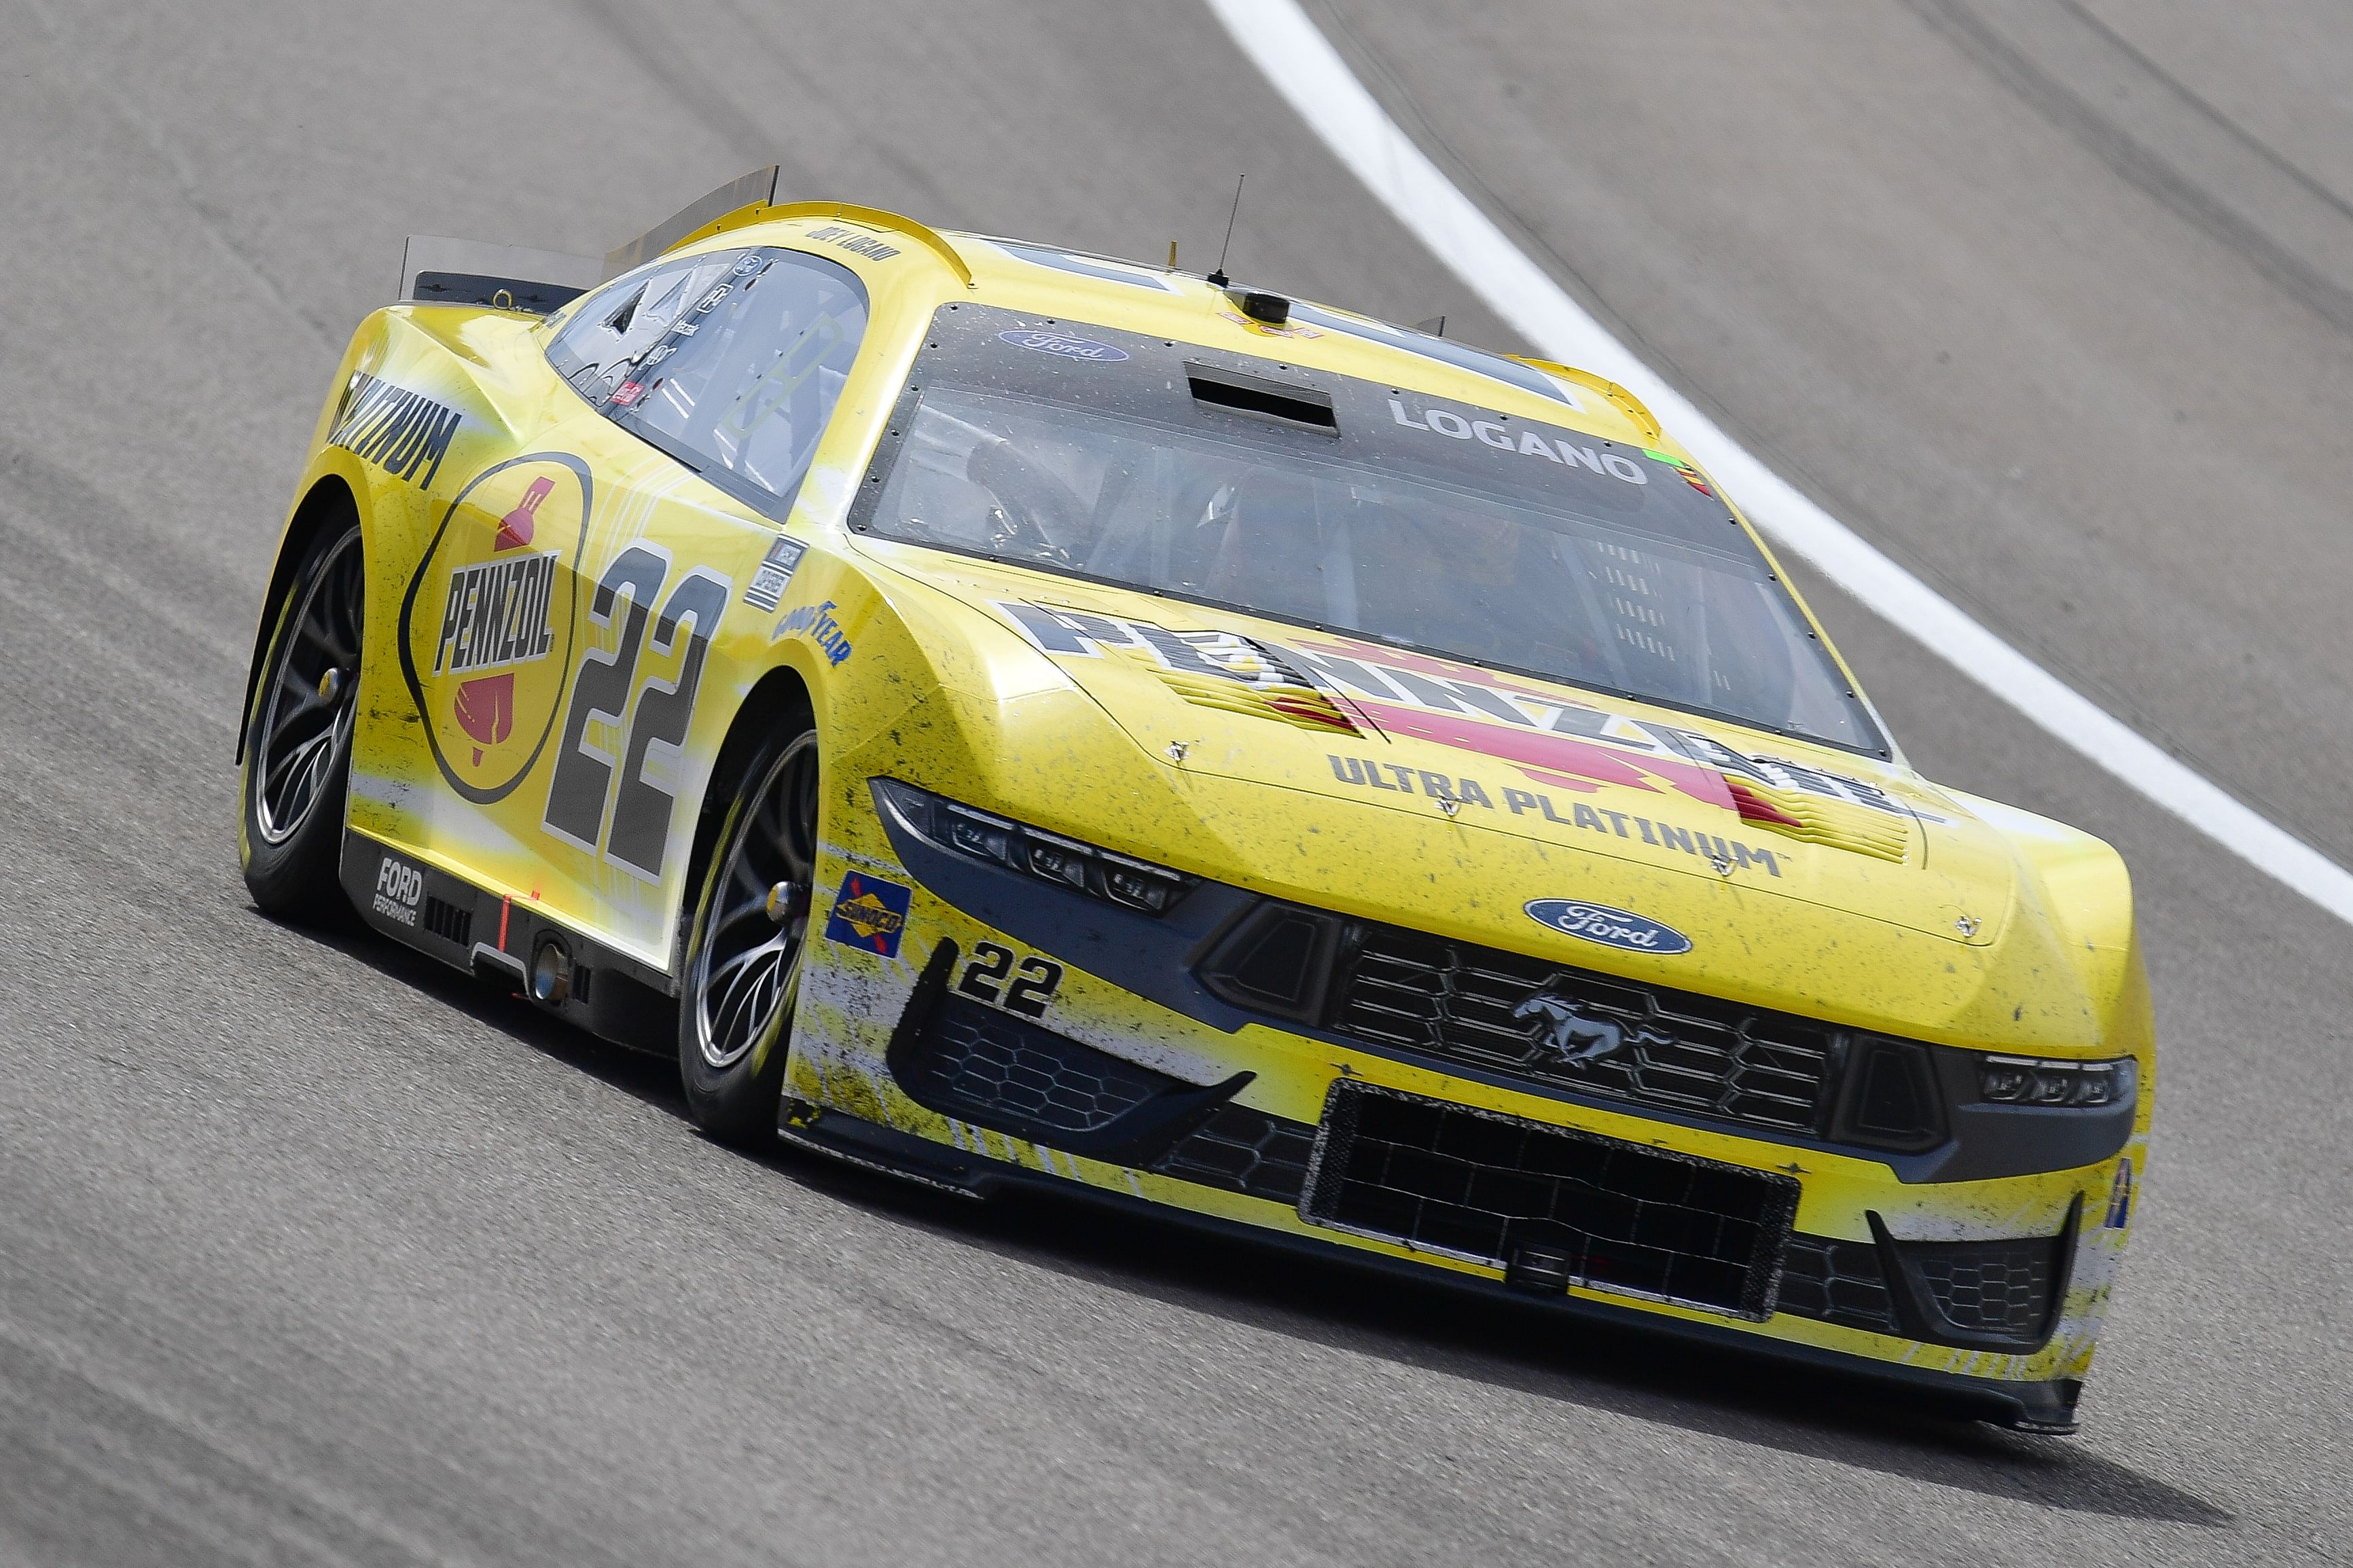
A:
[890,554,2030,953]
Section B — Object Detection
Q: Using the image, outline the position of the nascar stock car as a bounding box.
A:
[238,168,2150,1433]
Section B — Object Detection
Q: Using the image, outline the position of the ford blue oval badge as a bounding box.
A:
[998,328,1130,362]
[1524,899,1693,955]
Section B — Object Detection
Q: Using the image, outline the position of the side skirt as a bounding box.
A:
[339,827,677,1051]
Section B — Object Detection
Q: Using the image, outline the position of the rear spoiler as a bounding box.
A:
[397,236,601,315]
[601,167,973,287]
[398,164,968,316]
[603,166,780,280]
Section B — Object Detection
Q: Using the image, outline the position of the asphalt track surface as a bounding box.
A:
[3,1,2350,1563]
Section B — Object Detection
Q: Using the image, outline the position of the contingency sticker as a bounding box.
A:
[825,871,912,958]
[742,535,808,613]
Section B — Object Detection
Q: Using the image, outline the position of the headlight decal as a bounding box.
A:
[872,778,1199,914]
[1977,1055,2136,1109]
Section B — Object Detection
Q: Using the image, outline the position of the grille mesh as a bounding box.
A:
[1305,1086,1797,1317]
[1917,1240,2058,1336]
[1153,1105,1316,1203]
[1776,1234,1901,1333]
[904,998,1168,1134]
[1333,925,1836,1136]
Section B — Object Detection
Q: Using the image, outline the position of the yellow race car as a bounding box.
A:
[238,170,2151,1434]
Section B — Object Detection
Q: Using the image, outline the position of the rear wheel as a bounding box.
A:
[678,727,819,1146]
[240,524,364,922]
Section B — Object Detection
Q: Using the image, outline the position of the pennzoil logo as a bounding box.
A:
[398,455,592,803]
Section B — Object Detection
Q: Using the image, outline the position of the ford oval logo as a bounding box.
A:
[998,329,1130,362]
[1524,899,1693,955]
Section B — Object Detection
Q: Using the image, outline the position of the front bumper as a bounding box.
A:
[783,780,2143,1432]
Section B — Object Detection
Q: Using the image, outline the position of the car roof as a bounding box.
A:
[645,204,1670,454]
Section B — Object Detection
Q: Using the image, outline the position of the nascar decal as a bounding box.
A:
[1647,448,1715,496]
[327,372,462,489]
[541,543,732,880]
[825,871,911,958]
[397,454,591,803]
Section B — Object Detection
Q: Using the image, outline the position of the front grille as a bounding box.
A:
[1331,924,1837,1137]
[899,997,1170,1135]
[1153,1105,1316,1203]
[1776,1233,1901,1333]
[1778,1224,2070,1347]
[1914,1237,2061,1338]
[1304,1085,1797,1317]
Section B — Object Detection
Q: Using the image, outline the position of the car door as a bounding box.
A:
[433,242,871,974]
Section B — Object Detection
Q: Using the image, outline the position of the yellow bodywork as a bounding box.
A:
[257,202,2153,1411]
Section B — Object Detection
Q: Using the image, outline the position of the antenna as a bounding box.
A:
[1207,173,1245,287]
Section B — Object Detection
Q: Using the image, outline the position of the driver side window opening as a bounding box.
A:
[547,246,871,521]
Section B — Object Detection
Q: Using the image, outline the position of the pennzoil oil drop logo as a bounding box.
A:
[398,454,592,803]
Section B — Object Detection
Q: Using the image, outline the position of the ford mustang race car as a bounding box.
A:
[238,170,2151,1434]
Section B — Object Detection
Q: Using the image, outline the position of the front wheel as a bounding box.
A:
[240,523,364,922]
[678,727,819,1146]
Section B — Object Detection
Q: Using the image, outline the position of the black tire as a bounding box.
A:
[677,725,820,1146]
[240,524,365,923]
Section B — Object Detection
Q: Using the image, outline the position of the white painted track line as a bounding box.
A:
[1208,0,2353,925]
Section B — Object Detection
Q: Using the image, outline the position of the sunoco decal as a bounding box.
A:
[825,871,911,958]
[1524,899,1693,955]
[397,454,592,804]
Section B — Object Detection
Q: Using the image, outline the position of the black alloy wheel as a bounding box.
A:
[679,727,819,1144]
[240,524,365,921]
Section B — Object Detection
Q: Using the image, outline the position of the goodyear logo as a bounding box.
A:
[823,871,912,958]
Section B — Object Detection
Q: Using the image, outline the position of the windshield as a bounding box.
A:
[852,304,1880,752]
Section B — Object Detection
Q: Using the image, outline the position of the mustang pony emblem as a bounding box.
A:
[1513,993,1646,1065]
